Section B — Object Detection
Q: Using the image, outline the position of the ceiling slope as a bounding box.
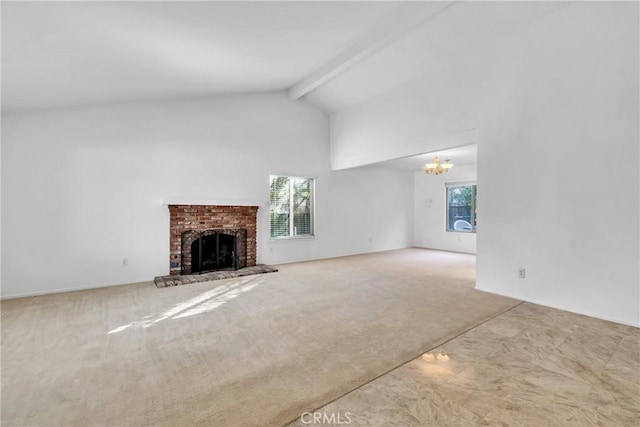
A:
[301,1,573,112]
[1,1,398,112]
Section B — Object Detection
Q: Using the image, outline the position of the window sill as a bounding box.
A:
[269,235,316,242]
[446,230,476,234]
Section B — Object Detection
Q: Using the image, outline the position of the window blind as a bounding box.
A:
[270,175,314,238]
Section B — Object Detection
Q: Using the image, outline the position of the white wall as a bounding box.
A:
[266,165,414,265]
[1,92,414,298]
[414,164,476,254]
[330,2,639,326]
[476,2,639,327]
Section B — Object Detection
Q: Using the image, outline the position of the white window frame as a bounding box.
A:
[445,181,477,233]
[269,174,316,240]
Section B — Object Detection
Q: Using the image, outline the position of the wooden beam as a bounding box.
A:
[288,1,454,100]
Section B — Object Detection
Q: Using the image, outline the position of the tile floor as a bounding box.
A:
[290,303,640,426]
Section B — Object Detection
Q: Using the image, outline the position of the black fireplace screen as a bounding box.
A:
[180,228,247,275]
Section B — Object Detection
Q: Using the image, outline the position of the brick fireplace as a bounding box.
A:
[169,205,258,275]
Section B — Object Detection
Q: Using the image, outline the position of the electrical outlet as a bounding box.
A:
[519,268,526,279]
[122,258,128,267]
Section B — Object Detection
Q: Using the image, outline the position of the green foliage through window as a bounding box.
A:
[446,184,477,232]
[270,175,314,238]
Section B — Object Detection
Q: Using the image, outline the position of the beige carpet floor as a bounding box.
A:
[1,248,520,426]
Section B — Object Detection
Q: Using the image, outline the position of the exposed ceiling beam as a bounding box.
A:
[288,1,454,100]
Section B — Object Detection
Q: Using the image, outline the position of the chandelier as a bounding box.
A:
[423,156,453,175]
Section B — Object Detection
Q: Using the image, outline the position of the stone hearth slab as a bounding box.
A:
[154,264,278,288]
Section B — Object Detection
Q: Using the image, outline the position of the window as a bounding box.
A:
[446,183,477,232]
[270,175,314,239]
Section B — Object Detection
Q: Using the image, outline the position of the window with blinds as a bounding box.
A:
[270,175,314,239]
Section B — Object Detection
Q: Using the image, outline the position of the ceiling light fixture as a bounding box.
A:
[424,156,453,175]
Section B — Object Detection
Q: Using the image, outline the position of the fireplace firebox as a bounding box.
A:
[181,229,247,275]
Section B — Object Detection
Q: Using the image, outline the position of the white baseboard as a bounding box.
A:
[475,286,640,328]
[1,278,153,300]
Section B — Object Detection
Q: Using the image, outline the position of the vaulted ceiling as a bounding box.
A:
[2,1,571,113]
